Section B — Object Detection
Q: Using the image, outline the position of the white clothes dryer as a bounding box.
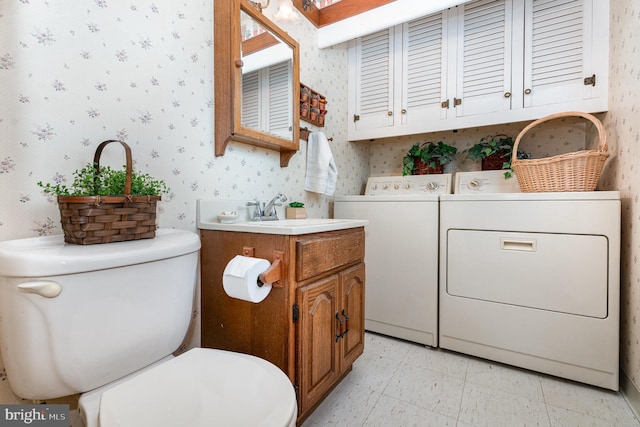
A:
[334,175,451,346]
[439,191,620,390]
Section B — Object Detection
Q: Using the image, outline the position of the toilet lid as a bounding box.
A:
[99,348,297,427]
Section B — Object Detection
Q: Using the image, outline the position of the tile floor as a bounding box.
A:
[302,332,640,427]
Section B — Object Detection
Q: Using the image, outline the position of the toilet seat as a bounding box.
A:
[98,348,297,427]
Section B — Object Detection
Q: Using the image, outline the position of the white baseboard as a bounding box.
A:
[621,369,640,420]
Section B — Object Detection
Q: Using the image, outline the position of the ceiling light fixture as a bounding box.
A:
[275,0,300,22]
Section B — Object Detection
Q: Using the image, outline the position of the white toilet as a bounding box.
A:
[0,229,297,427]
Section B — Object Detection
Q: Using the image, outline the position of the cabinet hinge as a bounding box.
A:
[453,98,462,106]
[293,384,300,401]
[584,74,596,86]
[441,100,449,109]
[292,304,299,323]
[353,114,360,122]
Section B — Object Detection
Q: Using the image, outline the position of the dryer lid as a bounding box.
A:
[99,348,297,427]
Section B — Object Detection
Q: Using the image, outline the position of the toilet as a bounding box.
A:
[0,229,297,427]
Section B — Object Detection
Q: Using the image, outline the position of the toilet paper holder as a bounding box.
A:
[243,247,284,288]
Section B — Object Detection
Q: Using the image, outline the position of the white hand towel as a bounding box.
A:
[305,131,338,196]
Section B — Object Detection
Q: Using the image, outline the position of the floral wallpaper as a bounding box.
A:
[1,0,639,417]
[600,0,640,406]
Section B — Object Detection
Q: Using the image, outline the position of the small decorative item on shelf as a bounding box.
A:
[301,103,310,119]
[300,86,310,103]
[37,140,169,245]
[465,134,529,178]
[286,202,306,219]
[310,93,319,107]
[402,141,457,176]
[300,83,327,127]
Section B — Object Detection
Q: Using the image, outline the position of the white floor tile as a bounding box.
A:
[458,382,550,427]
[346,351,401,393]
[547,404,639,427]
[301,380,381,427]
[465,358,544,401]
[362,394,457,427]
[402,345,470,380]
[302,333,640,427]
[541,376,639,426]
[384,362,465,419]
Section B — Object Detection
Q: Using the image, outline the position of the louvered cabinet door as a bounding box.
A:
[241,70,261,129]
[522,0,595,108]
[350,28,396,133]
[400,12,449,129]
[453,0,513,118]
[268,61,293,138]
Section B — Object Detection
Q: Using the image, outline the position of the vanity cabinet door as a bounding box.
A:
[338,263,365,370]
[296,275,340,413]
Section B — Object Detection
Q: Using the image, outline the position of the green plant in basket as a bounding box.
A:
[289,201,305,208]
[465,135,529,178]
[38,163,169,196]
[402,141,457,176]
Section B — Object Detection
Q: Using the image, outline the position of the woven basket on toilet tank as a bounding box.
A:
[57,140,160,245]
[511,111,609,192]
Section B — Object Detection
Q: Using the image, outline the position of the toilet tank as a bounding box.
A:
[0,229,200,400]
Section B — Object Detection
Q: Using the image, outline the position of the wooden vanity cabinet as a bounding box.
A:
[200,227,365,423]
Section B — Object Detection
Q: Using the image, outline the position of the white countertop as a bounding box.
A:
[196,199,367,235]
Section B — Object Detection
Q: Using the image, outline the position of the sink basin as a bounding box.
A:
[196,200,367,235]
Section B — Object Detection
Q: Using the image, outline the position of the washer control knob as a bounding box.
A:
[383,184,389,190]
[394,184,400,190]
[371,184,378,190]
[468,179,482,190]
[426,182,439,191]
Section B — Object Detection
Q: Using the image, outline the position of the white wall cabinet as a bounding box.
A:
[347,0,608,141]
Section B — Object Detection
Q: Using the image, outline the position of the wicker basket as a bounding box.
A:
[511,111,609,192]
[414,158,443,175]
[58,140,160,245]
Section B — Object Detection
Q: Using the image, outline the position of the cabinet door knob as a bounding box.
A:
[524,88,532,95]
[504,92,511,98]
[401,109,407,114]
[387,111,393,116]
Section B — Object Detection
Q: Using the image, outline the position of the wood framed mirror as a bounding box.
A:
[215,0,300,167]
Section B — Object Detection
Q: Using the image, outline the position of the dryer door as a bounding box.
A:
[446,229,608,318]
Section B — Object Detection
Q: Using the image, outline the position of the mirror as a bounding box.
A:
[214,0,300,167]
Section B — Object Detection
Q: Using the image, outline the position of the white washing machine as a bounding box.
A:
[439,190,620,390]
[334,175,452,346]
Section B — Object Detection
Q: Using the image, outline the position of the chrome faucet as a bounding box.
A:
[247,193,287,221]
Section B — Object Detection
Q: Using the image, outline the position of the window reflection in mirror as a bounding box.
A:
[240,10,294,141]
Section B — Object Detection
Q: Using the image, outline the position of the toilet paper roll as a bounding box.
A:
[222,255,272,303]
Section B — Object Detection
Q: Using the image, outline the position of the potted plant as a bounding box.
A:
[286,201,306,219]
[465,134,530,178]
[37,140,169,245]
[402,141,457,176]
